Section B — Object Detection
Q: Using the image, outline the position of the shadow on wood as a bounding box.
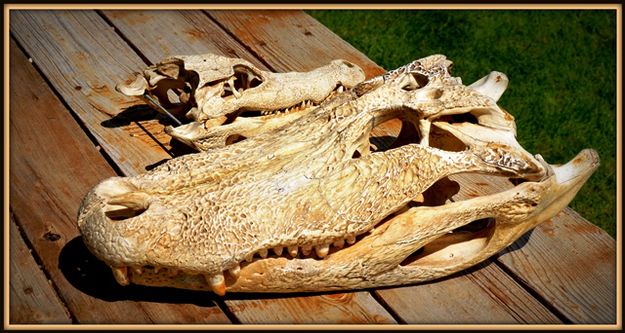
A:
[101,105,198,159]
[100,105,163,128]
[498,228,534,256]
[58,237,498,304]
[59,236,222,307]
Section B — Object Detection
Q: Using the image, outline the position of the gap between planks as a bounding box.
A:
[9,34,128,179]
[491,259,571,324]
[9,211,75,324]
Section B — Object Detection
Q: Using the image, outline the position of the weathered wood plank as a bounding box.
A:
[375,261,560,324]
[9,216,72,324]
[100,9,397,324]
[10,10,172,175]
[207,10,383,76]
[207,9,569,324]
[102,10,267,69]
[498,208,616,324]
[225,293,395,324]
[9,38,231,324]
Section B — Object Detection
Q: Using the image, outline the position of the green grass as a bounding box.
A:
[308,10,617,237]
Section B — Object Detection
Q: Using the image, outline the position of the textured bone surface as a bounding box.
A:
[116,53,365,151]
[80,54,598,294]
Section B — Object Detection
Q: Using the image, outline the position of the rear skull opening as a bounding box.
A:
[400,217,496,268]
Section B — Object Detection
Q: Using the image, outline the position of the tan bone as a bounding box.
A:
[80,55,598,294]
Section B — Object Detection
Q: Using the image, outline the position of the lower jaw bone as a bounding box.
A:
[125,149,597,294]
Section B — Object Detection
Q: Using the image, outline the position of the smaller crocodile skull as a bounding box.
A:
[82,55,598,295]
[116,53,365,150]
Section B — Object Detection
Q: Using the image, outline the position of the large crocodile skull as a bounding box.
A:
[116,53,365,151]
[80,55,598,295]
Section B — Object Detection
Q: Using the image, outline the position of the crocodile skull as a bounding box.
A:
[116,53,365,151]
[81,55,598,295]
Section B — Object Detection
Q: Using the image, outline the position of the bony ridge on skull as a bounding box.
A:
[80,54,599,295]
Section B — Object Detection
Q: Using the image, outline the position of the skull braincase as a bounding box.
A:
[116,53,366,151]
[82,54,599,295]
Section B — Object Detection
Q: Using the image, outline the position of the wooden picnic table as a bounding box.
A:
[8,9,617,326]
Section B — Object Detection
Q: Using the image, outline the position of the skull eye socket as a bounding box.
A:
[367,118,423,155]
[227,65,264,94]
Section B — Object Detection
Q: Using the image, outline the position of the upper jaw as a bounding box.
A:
[107,149,598,294]
[116,53,365,151]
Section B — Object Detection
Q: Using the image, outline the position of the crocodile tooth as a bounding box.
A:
[112,266,129,286]
[337,85,344,93]
[288,246,299,257]
[273,246,284,256]
[302,245,312,256]
[228,264,241,279]
[346,235,356,245]
[333,239,345,249]
[206,273,226,296]
[259,248,268,258]
[132,267,142,275]
[245,253,254,262]
[153,266,161,274]
[315,244,330,258]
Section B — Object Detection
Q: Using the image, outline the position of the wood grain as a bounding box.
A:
[375,261,560,324]
[208,10,568,324]
[9,216,72,324]
[99,9,397,324]
[225,293,395,324]
[10,10,172,175]
[102,10,267,70]
[9,38,230,324]
[498,208,616,324]
[207,10,383,76]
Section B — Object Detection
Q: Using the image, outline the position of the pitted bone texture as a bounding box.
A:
[80,54,598,294]
[116,53,366,151]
